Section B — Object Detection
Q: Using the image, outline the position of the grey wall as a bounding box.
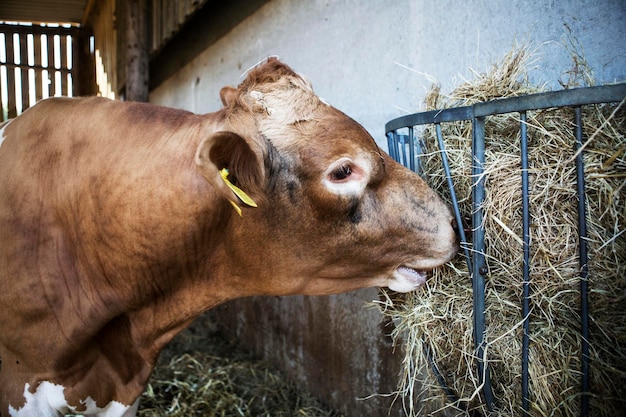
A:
[151,0,625,146]
[149,1,625,415]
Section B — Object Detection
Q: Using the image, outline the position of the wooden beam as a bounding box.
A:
[81,0,98,27]
[125,0,148,102]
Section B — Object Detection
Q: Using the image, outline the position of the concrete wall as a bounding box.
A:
[149,1,625,415]
[151,0,625,146]
[206,293,403,416]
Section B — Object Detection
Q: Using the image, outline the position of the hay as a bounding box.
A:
[379,45,626,416]
[137,317,343,417]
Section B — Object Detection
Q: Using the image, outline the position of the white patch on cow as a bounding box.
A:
[322,175,368,196]
[8,382,64,417]
[322,156,372,197]
[247,72,321,147]
[250,90,269,113]
[0,119,11,150]
[9,382,137,417]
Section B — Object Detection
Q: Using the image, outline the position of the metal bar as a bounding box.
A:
[520,111,531,416]
[574,106,590,417]
[400,132,408,167]
[415,127,425,174]
[392,131,402,164]
[408,126,416,172]
[386,106,473,132]
[471,116,495,410]
[424,340,462,404]
[385,83,626,134]
[424,340,484,417]
[386,132,396,162]
[474,84,626,117]
[435,123,472,272]
[395,132,402,164]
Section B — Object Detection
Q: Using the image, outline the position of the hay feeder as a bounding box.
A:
[383,63,625,417]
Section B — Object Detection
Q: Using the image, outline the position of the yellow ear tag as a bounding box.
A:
[220,168,258,217]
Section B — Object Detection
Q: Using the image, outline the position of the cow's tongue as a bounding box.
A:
[396,266,427,286]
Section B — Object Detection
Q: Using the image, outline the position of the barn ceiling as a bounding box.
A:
[0,0,91,25]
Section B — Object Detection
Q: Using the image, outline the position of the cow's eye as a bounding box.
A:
[322,157,369,196]
[331,164,352,181]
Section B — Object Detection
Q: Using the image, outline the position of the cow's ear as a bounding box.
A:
[195,131,264,214]
[220,86,237,107]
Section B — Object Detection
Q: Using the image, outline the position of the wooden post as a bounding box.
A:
[5,32,17,118]
[74,27,96,97]
[33,33,43,101]
[46,33,56,97]
[19,33,29,109]
[125,0,149,102]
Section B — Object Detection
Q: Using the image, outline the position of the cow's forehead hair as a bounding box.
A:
[238,57,309,92]
[238,58,328,147]
[240,55,282,80]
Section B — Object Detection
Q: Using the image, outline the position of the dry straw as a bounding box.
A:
[137,317,342,417]
[378,45,625,416]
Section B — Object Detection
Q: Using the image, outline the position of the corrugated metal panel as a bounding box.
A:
[0,0,89,25]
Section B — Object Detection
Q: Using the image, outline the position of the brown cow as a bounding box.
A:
[0,58,457,417]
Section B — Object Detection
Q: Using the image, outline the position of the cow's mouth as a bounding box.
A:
[389,266,429,292]
[397,266,427,285]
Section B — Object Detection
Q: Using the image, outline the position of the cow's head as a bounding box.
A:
[195,58,458,296]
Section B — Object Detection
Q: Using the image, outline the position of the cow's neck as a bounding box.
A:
[58,150,250,407]
[54,209,244,409]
